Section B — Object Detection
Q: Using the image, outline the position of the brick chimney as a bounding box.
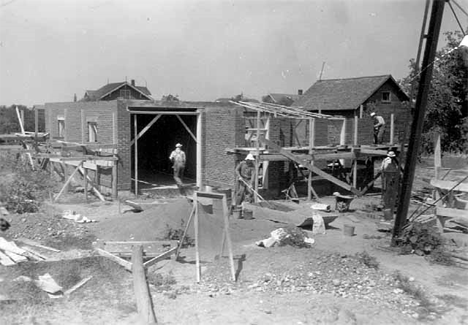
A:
[131,79,135,86]
[298,89,303,95]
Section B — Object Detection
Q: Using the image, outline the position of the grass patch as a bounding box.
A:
[355,251,379,269]
[147,271,177,291]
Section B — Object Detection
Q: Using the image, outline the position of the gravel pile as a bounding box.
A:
[199,249,444,320]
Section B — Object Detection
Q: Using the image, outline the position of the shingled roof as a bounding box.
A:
[83,81,151,101]
[267,93,302,103]
[293,75,409,111]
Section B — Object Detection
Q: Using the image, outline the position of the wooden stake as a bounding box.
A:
[222,194,236,282]
[194,193,200,283]
[132,246,157,324]
[175,204,195,260]
[54,161,83,202]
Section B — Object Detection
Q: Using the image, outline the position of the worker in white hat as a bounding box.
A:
[371,112,386,144]
[235,153,255,207]
[169,143,186,187]
[380,150,400,218]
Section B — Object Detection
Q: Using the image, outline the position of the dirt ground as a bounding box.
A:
[1,160,468,325]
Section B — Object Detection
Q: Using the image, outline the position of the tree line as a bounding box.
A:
[0,105,46,134]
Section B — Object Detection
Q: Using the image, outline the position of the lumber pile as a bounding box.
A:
[0,237,48,266]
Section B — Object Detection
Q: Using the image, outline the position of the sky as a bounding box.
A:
[0,0,466,106]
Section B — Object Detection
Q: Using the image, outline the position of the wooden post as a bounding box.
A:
[134,114,139,197]
[196,111,202,188]
[254,110,261,203]
[390,114,395,145]
[393,0,445,243]
[194,193,200,283]
[307,118,316,201]
[84,166,88,202]
[34,106,39,144]
[434,132,441,179]
[63,163,69,194]
[112,159,118,200]
[132,246,157,324]
[353,116,358,188]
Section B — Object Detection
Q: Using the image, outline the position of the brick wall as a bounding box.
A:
[203,103,243,188]
[44,100,119,192]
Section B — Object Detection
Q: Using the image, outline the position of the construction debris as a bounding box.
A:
[62,210,97,223]
[256,226,314,248]
[34,273,63,298]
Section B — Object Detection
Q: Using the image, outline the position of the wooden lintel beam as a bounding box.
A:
[260,136,360,195]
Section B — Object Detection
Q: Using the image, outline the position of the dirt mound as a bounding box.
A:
[89,199,195,241]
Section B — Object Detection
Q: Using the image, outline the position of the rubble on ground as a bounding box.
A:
[4,211,90,242]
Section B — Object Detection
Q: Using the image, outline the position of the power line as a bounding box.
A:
[452,0,468,18]
[448,0,467,36]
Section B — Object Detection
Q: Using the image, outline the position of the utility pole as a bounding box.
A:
[392,0,446,244]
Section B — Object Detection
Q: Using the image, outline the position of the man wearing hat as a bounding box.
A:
[380,150,400,218]
[235,153,255,206]
[371,112,386,144]
[169,143,186,186]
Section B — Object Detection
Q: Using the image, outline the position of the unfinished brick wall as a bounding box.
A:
[44,101,120,193]
[203,103,243,188]
[116,100,132,191]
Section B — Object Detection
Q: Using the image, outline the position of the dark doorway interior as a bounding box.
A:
[131,114,197,188]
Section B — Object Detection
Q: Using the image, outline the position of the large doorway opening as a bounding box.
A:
[131,112,198,190]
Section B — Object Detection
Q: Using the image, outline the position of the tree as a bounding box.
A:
[399,31,468,154]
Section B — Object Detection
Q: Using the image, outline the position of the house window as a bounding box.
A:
[57,117,65,138]
[120,89,131,99]
[88,122,98,142]
[382,91,391,103]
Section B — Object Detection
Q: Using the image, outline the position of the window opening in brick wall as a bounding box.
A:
[382,91,391,103]
[88,122,98,142]
[57,119,65,138]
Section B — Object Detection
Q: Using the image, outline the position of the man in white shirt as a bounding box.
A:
[380,151,400,218]
[371,112,386,144]
[169,143,186,186]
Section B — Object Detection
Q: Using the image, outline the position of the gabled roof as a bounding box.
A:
[83,82,152,101]
[293,75,409,111]
[267,93,302,103]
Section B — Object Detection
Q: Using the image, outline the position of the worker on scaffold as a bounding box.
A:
[371,112,386,144]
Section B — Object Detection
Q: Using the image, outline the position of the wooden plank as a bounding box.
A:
[0,251,15,266]
[434,132,441,179]
[103,241,175,254]
[430,179,468,193]
[359,149,390,156]
[436,207,468,219]
[143,247,177,268]
[4,251,27,263]
[132,246,158,324]
[0,238,27,256]
[54,161,83,202]
[95,248,132,271]
[175,205,195,260]
[78,165,105,202]
[19,238,61,252]
[176,115,198,143]
[221,195,236,282]
[21,246,47,260]
[260,136,360,195]
[64,276,93,296]
[130,115,161,146]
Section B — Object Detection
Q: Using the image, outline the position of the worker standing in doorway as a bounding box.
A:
[235,153,255,206]
[371,112,386,144]
[380,151,400,218]
[169,143,186,187]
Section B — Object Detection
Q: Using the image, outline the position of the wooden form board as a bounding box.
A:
[193,191,236,282]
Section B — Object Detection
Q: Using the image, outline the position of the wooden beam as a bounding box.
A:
[78,166,105,201]
[130,115,161,146]
[134,115,138,196]
[132,246,158,324]
[359,149,389,156]
[176,115,198,143]
[436,207,468,219]
[143,247,177,268]
[430,179,468,192]
[260,136,360,195]
[96,248,132,271]
[54,161,83,202]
